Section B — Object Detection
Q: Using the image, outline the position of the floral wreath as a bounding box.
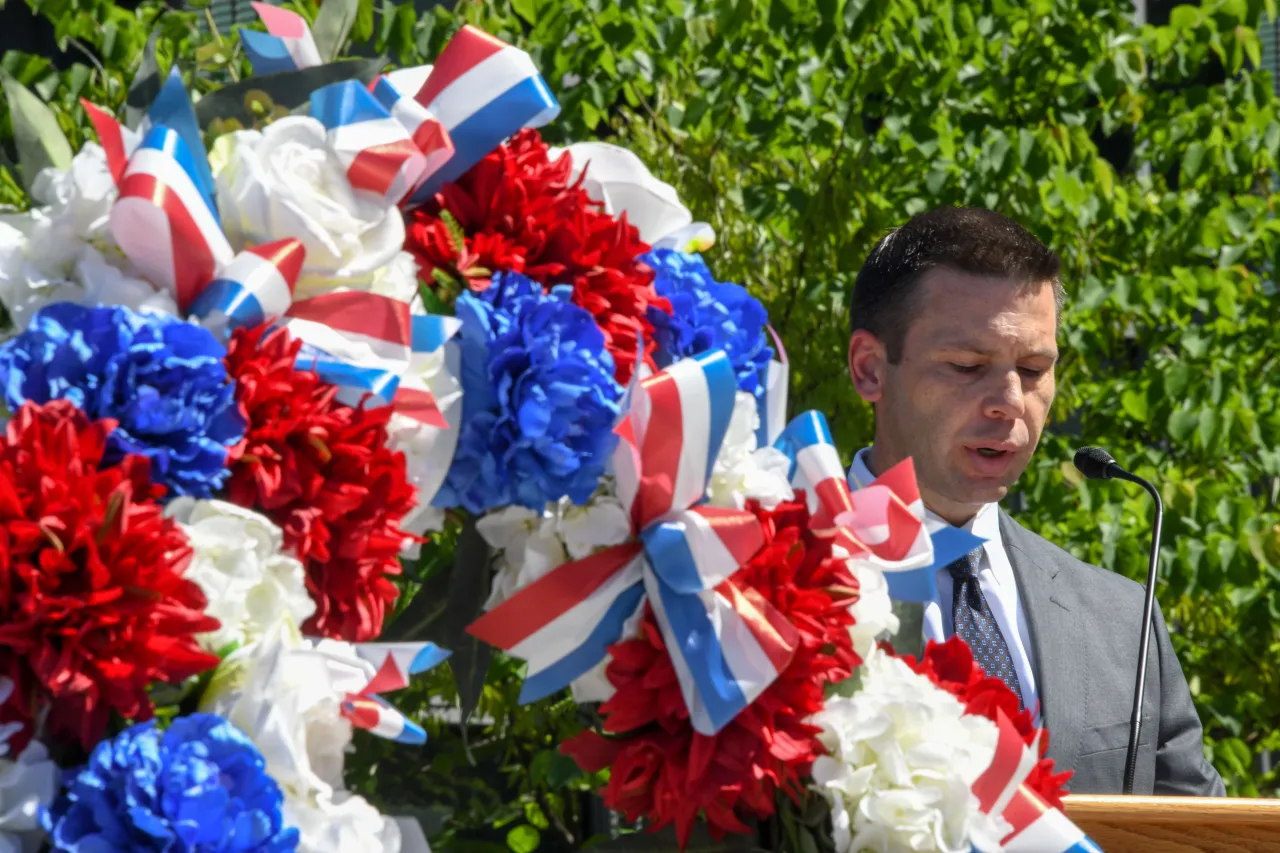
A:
[0,11,1098,853]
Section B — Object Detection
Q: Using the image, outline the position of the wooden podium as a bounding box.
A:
[1063,795,1280,852]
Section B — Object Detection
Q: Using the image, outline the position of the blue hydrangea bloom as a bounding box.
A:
[41,714,299,853]
[642,248,774,399]
[435,272,624,514]
[0,302,244,498]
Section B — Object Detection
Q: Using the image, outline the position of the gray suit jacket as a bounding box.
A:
[999,511,1225,796]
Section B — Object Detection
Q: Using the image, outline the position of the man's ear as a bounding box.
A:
[848,329,889,403]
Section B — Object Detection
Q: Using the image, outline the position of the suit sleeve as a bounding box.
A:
[1153,603,1226,796]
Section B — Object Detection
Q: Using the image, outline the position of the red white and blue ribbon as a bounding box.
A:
[188,238,305,333]
[80,99,137,185]
[110,124,235,312]
[86,84,461,431]
[311,80,452,206]
[241,2,322,76]
[974,712,1104,853]
[406,25,559,204]
[843,447,985,602]
[338,642,451,745]
[774,410,936,575]
[145,68,218,205]
[369,75,455,199]
[468,350,799,735]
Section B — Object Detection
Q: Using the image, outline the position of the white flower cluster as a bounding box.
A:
[810,649,1010,853]
[166,498,317,653]
[706,391,795,511]
[201,619,407,853]
[0,739,58,853]
[0,143,178,328]
[0,674,57,853]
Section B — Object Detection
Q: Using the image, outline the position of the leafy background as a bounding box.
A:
[1,0,1278,849]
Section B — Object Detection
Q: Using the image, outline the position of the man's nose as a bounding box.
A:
[983,369,1025,419]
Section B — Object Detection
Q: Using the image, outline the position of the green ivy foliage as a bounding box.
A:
[2,0,1278,849]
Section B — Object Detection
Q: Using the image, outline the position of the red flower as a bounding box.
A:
[223,324,416,642]
[404,128,670,383]
[899,635,1073,807]
[0,401,219,752]
[560,496,860,847]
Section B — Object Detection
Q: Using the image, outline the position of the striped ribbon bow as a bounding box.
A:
[84,74,461,427]
[236,10,557,209]
[467,350,799,735]
[841,444,986,602]
[974,711,1105,853]
[342,642,451,744]
[774,410,937,572]
[403,25,560,204]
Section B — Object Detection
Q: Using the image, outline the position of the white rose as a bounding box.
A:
[212,118,405,290]
[548,142,713,250]
[811,649,1008,853]
[0,740,59,853]
[166,498,316,652]
[200,619,401,853]
[706,391,795,510]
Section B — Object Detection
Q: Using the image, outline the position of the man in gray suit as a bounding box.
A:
[845,206,1224,796]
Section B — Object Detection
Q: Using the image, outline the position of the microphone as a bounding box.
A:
[1073,446,1164,796]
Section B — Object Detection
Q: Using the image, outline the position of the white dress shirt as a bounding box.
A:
[848,448,1041,719]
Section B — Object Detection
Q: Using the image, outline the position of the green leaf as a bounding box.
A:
[1182,142,1207,182]
[510,0,538,23]
[1121,388,1149,421]
[844,0,871,35]
[1198,406,1220,448]
[380,562,453,641]
[389,3,416,62]
[351,0,375,46]
[545,751,584,789]
[312,0,360,62]
[439,518,494,723]
[1170,5,1200,30]
[1,73,72,191]
[506,825,540,853]
[1169,408,1198,443]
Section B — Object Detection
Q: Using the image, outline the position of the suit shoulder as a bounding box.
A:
[1000,512,1145,603]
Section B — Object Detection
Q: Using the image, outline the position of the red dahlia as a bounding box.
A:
[223,324,416,642]
[561,496,861,847]
[899,635,1073,807]
[0,401,219,752]
[405,128,670,383]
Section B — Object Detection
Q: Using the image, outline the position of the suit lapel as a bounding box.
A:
[998,511,1087,779]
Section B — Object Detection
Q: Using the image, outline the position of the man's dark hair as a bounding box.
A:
[849,207,1063,362]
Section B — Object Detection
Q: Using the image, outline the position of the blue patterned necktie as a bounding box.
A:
[948,548,1024,707]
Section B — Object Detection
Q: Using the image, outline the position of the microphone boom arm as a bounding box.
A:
[1112,467,1164,796]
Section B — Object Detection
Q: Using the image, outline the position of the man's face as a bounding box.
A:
[848,269,1059,525]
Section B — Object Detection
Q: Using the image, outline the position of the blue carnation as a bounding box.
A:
[42,713,298,853]
[435,272,623,514]
[642,248,774,398]
[0,302,244,498]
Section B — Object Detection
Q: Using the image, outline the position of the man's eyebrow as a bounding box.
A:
[930,341,1060,361]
